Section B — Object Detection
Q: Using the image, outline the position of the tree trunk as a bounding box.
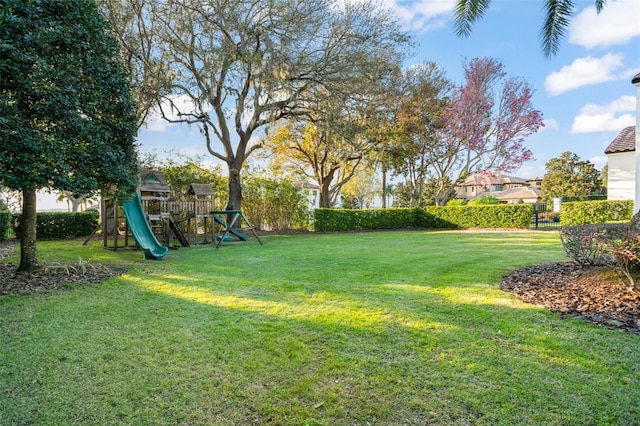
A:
[381,166,387,208]
[226,165,242,212]
[18,188,38,272]
[318,182,332,209]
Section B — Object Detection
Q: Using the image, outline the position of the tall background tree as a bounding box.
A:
[105,0,409,212]
[541,151,605,201]
[454,0,609,57]
[384,62,452,207]
[396,58,543,205]
[100,0,172,128]
[0,0,139,272]
[262,119,372,208]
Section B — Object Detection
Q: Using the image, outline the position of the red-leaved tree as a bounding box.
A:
[433,57,543,205]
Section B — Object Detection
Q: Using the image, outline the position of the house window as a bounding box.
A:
[493,185,503,191]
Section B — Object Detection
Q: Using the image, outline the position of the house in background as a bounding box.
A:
[605,126,635,200]
[454,173,542,203]
[294,181,320,210]
[606,73,640,207]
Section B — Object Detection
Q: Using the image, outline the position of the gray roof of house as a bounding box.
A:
[605,126,636,154]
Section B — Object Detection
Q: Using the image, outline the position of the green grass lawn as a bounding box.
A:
[1,231,639,425]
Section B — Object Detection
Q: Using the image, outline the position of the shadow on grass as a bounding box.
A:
[112,267,640,425]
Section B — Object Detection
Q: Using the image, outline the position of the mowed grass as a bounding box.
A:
[1,231,639,425]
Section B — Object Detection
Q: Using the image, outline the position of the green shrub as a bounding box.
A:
[560,200,633,226]
[314,204,533,232]
[13,211,99,239]
[419,204,533,229]
[313,208,415,232]
[242,178,310,230]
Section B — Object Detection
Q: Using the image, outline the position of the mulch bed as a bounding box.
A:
[501,262,640,335]
[0,240,124,296]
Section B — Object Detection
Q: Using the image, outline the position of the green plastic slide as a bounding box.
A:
[122,193,168,260]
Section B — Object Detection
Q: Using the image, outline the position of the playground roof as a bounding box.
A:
[140,169,170,194]
[188,183,214,196]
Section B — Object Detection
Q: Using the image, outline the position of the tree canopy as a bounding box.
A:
[0,0,139,271]
[541,151,604,201]
[387,58,542,206]
[104,0,410,211]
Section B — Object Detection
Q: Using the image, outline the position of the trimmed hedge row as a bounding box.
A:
[419,204,533,229]
[314,204,534,232]
[12,211,99,239]
[560,200,633,226]
[313,208,416,232]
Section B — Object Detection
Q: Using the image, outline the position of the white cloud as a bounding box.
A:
[570,0,640,49]
[382,0,455,32]
[541,118,559,131]
[570,95,636,133]
[589,156,608,169]
[144,95,204,132]
[544,53,625,96]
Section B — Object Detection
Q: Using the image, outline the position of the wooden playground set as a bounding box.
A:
[95,170,261,256]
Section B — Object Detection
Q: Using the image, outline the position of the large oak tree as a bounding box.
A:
[0,0,139,271]
[104,0,409,212]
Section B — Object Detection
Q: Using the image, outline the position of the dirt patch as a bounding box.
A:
[0,241,124,296]
[501,262,640,335]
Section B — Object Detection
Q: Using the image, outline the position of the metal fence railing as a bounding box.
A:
[530,203,561,230]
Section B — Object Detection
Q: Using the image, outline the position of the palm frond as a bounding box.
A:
[539,0,574,58]
[453,0,492,38]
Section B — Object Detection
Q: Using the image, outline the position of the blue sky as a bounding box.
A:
[138,0,640,180]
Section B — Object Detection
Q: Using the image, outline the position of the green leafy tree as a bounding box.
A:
[264,121,373,208]
[0,0,139,271]
[242,171,310,230]
[340,167,380,209]
[541,152,604,202]
[454,0,609,58]
[600,163,608,192]
[159,159,227,207]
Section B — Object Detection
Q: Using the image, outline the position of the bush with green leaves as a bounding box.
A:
[420,204,533,229]
[242,177,310,230]
[13,211,99,239]
[468,195,498,205]
[313,208,415,232]
[314,204,533,232]
[560,200,632,225]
